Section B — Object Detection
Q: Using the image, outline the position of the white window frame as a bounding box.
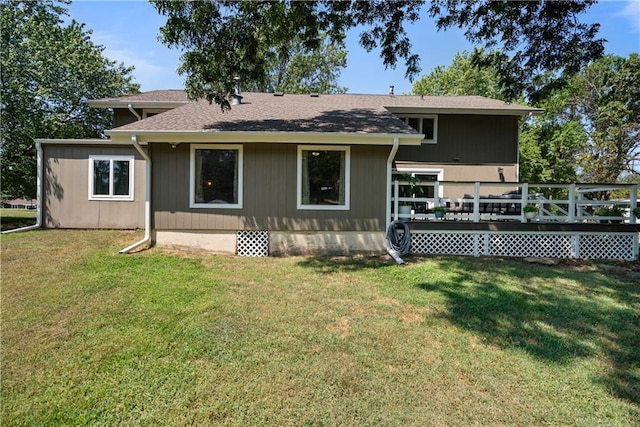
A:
[396,166,445,198]
[189,144,243,209]
[297,145,351,211]
[88,155,135,201]
[399,114,438,144]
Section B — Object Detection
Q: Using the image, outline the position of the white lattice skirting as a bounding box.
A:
[237,230,269,257]
[411,231,638,261]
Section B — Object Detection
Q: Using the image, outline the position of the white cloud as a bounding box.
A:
[90,30,184,90]
[619,0,640,33]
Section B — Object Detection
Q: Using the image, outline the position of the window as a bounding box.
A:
[398,114,438,144]
[88,155,134,201]
[190,144,243,209]
[297,145,350,210]
[395,167,444,211]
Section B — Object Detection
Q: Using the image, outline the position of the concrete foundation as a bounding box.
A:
[269,231,386,256]
[153,230,387,256]
[154,230,237,254]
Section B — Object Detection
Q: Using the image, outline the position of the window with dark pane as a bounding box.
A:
[407,117,420,132]
[302,150,345,205]
[194,149,238,204]
[113,160,130,196]
[423,118,434,140]
[93,160,110,195]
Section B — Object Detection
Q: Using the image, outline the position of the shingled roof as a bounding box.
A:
[106,92,540,135]
[88,90,189,108]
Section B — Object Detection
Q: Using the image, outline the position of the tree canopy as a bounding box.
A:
[0,0,140,198]
[567,54,639,182]
[151,0,603,108]
[520,54,640,185]
[412,49,506,100]
[411,47,639,185]
[243,33,347,94]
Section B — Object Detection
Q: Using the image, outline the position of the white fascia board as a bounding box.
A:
[87,100,188,109]
[385,106,543,116]
[35,138,148,146]
[106,131,425,146]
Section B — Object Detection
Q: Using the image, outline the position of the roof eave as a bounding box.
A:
[385,106,543,116]
[105,130,424,145]
[87,100,189,109]
[35,138,148,146]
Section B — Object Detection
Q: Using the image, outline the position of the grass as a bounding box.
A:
[0,208,36,232]
[2,230,639,425]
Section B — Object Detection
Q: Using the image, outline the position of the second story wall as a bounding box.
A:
[395,114,519,164]
[113,108,142,128]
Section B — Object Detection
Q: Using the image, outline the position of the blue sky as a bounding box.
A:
[65,0,640,94]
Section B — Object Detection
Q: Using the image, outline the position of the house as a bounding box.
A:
[33,89,542,255]
[2,198,37,209]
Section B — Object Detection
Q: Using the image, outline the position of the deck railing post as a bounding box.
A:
[393,179,399,221]
[473,182,480,223]
[631,184,638,225]
[568,183,576,222]
[577,188,584,221]
[434,181,440,209]
[520,183,529,223]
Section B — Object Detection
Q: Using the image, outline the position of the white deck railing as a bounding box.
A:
[391,177,639,225]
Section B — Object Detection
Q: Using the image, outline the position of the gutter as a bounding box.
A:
[105,130,425,146]
[119,134,152,254]
[2,142,43,234]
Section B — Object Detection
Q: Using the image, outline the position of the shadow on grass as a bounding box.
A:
[0,214,37,232]
[417,257,640,407]
[296,255,393,273]
[296,255,639,406]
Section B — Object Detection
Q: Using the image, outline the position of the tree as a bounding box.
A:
[518,99,585,185]
[151,0,603,109]
[520,54,640,186]
[568,54,640,183]
[244,34,347,94]
[0,0,139,199]
[412,49,506,100]
[428,0,603,103]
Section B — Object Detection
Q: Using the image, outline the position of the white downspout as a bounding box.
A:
[119,134,152,253]
[127,104,142,121]
[385,137,407,265]
[2,141,42,234]
[385,137,400,227]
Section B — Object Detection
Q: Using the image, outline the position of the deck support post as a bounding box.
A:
[568,184,576,222]
[630,184,638,225]
[520,183,529,223]
[473,182,480,223]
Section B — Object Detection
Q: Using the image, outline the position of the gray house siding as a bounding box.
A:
[395,114,519,165]
[42,145,145,229]
[151,142,389,232]
[113,109,140,128]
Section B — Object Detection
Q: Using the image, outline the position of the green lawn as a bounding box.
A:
[2,230,639,425]
[0,207,36,232]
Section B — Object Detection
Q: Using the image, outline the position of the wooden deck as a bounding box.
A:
[390,179,639,260]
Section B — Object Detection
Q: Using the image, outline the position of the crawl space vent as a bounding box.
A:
[237,230,269,257]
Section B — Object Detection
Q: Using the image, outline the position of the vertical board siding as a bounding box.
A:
[113,109,141,128]
[396,114,518,164]
[152,142,388,232]
[43,145,145,229]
